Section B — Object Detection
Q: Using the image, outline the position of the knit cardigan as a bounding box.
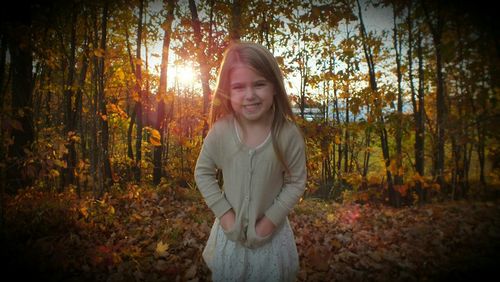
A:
[194,115,307,248]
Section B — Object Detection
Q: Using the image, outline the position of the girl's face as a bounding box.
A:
[229,64,275,125]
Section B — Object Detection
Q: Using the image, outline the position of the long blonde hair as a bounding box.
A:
[209,42,296,172]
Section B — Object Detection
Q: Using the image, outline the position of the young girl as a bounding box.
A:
[194,42,307,281]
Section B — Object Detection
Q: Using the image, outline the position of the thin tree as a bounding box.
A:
[96,0,112,196]
[188,0,212,136]
[134,0,144,182]
[407,0,426,203]
[392,2,404,187]
[153,0,176,185]
[231,0,242,42]
[422,0,447,189]
[62,3,78,191]
[356,0,398,207]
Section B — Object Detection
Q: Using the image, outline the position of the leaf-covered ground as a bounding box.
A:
[2,185,500,281]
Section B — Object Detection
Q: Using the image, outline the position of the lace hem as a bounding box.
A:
[203,218,299,282]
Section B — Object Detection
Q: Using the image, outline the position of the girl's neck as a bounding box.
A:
[235,108,274,130]
[234,114,273,149]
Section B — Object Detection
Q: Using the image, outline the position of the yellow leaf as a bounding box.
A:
[155,241,169,258]
[116,68,125,80]
[50,169,60,178]
[54,159,68,168]
[70,135,81,143]
[94,48,105,57]
[326,213,335,223]
[334,135,341,145]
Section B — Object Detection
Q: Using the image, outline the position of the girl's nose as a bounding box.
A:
[244,87,256,100]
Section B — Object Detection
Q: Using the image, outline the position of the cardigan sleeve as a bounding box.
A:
[264,124,307,227]
[194,125,233,218]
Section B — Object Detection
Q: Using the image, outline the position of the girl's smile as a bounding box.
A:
[242,102,262,112]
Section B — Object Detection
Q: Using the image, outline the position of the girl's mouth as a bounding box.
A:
[243,103,262,112]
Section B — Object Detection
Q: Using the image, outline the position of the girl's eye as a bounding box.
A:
[255,82,267,87]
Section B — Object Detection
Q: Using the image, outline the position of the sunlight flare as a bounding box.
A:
[172,64,196,87]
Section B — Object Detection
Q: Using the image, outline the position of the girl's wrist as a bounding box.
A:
[220,209,235,231]
[256,216,276,237]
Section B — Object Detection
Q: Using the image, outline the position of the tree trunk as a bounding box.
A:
[422,0,447,190]
[5,11,34,193]
[153,0,176,185]
[188,0,212,136]
[0,32,7,104]
[356,0,398,207]
[62,5,77,191]
[231,0,242,42]
[90,6,99,195]
[134,0,144,183]
[124,25,136,167]
[393,3,403,187]
[97,0,112,196]
[75,27,90,196]
[408,2,426,204]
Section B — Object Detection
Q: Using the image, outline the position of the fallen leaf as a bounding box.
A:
[155,241,169,258]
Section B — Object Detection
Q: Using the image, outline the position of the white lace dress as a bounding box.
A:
[203,218,299,282]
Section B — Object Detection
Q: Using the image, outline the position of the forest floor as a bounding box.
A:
[1,184,500,282]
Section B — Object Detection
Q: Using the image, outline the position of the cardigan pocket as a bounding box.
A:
[245,221,274,249]
[222,219,242,243]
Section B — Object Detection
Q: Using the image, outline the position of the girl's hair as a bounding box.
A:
[209,42,296,173]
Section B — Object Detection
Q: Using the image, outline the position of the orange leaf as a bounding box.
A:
[150,129,161,146]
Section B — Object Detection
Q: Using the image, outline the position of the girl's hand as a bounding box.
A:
[220,209,236,231]
[255,216,276,237]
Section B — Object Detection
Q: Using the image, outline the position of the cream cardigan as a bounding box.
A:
[194,115,307,248]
